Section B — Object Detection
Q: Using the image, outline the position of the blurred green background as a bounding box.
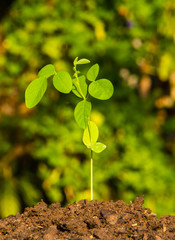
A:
[0,0,175,218]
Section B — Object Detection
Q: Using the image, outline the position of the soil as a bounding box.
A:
[0,196,175,240]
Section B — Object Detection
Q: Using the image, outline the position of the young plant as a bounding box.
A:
[25,57,114,200]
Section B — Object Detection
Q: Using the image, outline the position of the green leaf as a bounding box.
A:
[72,75,87,98]
[91,142,106,153]
[74,100,91,129]
[25,77,47,108]
[76,58,90,65]
[53,71,72,94]
[38,64,55,78]
[83,121,99,147]
[87,64,99,81]
[89,79,114,100]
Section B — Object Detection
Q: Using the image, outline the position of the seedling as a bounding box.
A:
[25,57,114,200]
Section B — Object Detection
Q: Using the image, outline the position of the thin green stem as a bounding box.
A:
[90,150,93,201]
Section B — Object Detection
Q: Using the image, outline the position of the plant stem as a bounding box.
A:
[90,150,93,200]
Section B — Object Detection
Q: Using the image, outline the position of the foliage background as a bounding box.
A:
[0,0,175,218]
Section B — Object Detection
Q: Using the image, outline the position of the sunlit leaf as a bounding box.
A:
[91,142,106,153]
[76,58,90,65]
[25,77,47,108]
[38,64,55,78]
[83,121,99,147]
[87,64,99,81]
[72,75,87,98]
[89,79,114,100]
[53,71,72,93]
[74,100,91,129]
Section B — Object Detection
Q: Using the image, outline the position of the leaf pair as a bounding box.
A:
[83,121,106,153]
[87,64,114,100]
[25,64,72,108]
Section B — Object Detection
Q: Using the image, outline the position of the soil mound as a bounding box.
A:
[0,196,175,239]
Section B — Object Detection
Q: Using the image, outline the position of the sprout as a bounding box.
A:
[25,57,114,200]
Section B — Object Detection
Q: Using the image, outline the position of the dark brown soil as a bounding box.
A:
[0,196,175,240]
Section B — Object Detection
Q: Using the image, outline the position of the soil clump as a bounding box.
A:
[0,196,175,239]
